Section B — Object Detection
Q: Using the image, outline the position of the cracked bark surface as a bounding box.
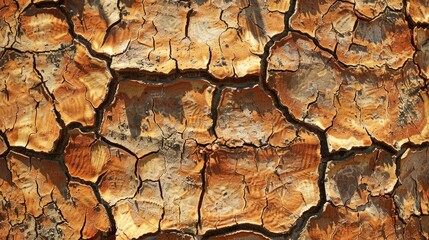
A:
[1,0,429,239]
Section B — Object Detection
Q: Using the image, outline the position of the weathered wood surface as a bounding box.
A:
[1,0,429,239]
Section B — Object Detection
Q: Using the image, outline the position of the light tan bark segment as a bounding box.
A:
[216,86,296,147]
[101,79,215,158]
[407,0,429,24]
[112,136,205,238]
[300,197,407,239]
[325,149,397,209]
[414,27,429,78]
[14,6,73,52]
[394,147,429,219]
[65,129,139,204]
[103,0,285,78]
[36,41,112,126]
[0,152,111,239]
[0,51,61,152]
[64,0,120,53]
[113,181,164,239]
[267,33,429,151]
[201,85,321,233]
[291,0,413,69]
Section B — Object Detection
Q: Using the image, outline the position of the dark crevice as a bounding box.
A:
[8,145,66,162]
[157,179,165,234]
[208,87,222,140]
[95,133,139,160]
[200,223,287,240]
[399,141,429,153]
[196,151,208,235]
[32,0,64,9]
[184,8,194,39]
[0,130,11,158]
[136,230,194,240]
[323,142,401,163]
[116,69,260,88]
[93,72,119,132]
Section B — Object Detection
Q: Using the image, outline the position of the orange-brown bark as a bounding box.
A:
[1,0,429,239]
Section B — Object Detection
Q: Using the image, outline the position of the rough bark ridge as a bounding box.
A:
[0,0,429,239]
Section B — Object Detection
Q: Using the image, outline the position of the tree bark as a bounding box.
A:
[0,0,429,239]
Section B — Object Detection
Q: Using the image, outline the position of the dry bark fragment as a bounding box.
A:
[355,61,429,148]
[95,0,144,55]
[330,61,429,150]
[35,41,112,126]
[325,149,397,209]
[158,137,204,233]
[141,135,203,234]
[262,130,320,233]
[64,0,120,53]
[13,6,72,52]
[0,51,61,152]
[65,130,106,182]
[289,0,336,36]
[114,136,204,237]
[65,129,139,205]
[65,181,112,238]
[414,27,429,78]
[354,0,402,20]
[314,1,357,53]
[267,0,290,13]
[8,214,37,239]
[111,0,188,74]
[109,0,283,79]
[337,9,413,69]
[300,197,403,239]
[216,85,296,147]
[101,79,215,158]
[267,32,341,130]
[201,85,320,234]
[326,80,372,151]
[1,151,111,239]
[401,216,429,239]
[406,0,429,24]
[0,135,7,155]
[290,0,414,69]
[394,147,429,220]
[201,139,320,234]
[0,156,24,238]
[113,180,164,239]
[0,0,20,55]
[267,33,429,151]
[36,203,71,240]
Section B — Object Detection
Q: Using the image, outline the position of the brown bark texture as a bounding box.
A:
[0,0,429,239]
